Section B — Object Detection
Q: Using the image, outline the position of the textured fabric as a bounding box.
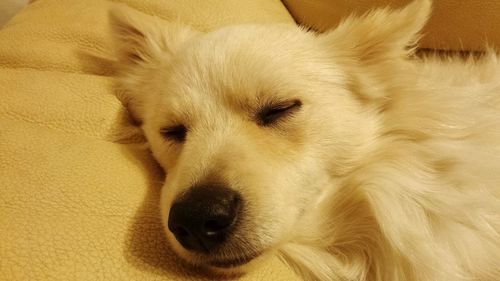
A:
[282,0,500,51]
[0,0,29,26]
[0,0,300,280]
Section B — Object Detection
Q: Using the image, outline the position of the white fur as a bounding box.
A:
[110,1,500,280]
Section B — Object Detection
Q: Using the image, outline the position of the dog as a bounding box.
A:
[109,0,500,280]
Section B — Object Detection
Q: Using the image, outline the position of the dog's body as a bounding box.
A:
[110,1,500,280]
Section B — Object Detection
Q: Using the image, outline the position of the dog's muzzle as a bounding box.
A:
[168,184,242,253]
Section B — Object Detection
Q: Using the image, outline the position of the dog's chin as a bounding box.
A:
[170,240,267,274]
[164,222,276,274]
[179,250,264,271]
[207,251,263,269]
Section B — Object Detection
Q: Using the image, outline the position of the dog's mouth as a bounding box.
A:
[208,251,262,268]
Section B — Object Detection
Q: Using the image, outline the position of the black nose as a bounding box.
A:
[168,185,241,253]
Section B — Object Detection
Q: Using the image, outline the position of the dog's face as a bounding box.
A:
[110,0,429,272]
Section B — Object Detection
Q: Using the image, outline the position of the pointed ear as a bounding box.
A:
[323,0,431,62]
[108,5,200,123]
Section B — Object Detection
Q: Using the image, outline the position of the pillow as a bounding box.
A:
[282,0,500,51]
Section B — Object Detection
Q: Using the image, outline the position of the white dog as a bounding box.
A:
[109,0,500,280]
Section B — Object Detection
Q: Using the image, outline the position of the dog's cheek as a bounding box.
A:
[153,144,182,172]
[307,93,379,177]
[142,125,181,172]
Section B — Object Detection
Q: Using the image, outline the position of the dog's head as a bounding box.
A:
[110,0,430,273]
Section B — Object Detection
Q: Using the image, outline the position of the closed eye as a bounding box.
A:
[160,125,187,142]
[256,99,302,126]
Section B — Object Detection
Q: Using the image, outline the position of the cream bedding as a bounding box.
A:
[283,0,500,51]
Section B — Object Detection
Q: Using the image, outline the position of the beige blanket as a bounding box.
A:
[283,0,500,51]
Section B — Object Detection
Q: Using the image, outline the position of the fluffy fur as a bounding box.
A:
[109,1,500,280]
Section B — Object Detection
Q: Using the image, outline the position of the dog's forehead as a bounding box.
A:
[166,25,335,103]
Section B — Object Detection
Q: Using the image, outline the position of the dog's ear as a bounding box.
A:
[323,0,431,63]
[109,5,200,124]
